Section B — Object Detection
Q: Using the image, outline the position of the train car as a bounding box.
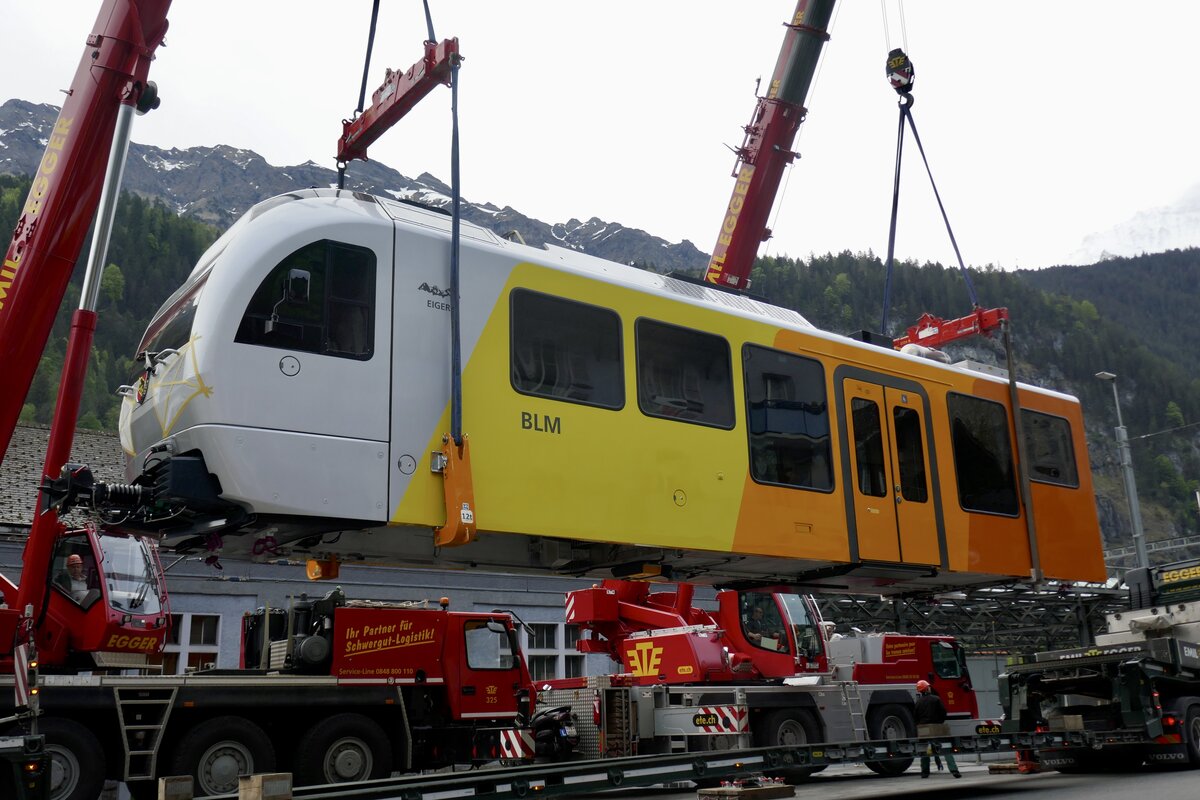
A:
[116,188,1105,590]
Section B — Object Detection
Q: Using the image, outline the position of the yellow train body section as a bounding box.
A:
[396,260,1104,589]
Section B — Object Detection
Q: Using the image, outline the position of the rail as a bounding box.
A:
[191,731,1100,800]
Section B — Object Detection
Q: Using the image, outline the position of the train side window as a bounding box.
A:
[235,239,376,360]
[1021,409,1080,488]
[851,398,888,497]
[893,406,929,502]
[636,320,734,428]
[743,345,833,491]
[510,290,623,409]
[947,393,1019,515]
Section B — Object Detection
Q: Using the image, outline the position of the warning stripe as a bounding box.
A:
[500,728,535,760]
[697,705,748,733]
[12,643,29,708]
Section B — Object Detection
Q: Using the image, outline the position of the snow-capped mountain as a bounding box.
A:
[1068,183,1200,265]
[0,99,708,273]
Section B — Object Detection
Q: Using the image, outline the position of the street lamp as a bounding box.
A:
[1095,371,1149,570]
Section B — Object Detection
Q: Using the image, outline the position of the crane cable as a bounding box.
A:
[879,47,978,335]
[339,0,382,191]
[338,3,464,446]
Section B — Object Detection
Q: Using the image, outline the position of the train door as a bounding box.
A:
[841,378,940,565]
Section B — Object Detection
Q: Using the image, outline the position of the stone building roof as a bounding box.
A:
[0,425,127,529]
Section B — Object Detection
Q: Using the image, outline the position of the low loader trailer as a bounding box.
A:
[1002,558,1200,771]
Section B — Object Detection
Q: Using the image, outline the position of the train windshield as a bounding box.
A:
[100,535,165,616]
[137,272,209,367]
[778,593,823,657]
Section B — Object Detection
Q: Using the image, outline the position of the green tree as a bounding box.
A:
[100,263,126,306]
[1166,401,1185,428]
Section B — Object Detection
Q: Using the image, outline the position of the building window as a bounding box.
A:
[161,612,222,675]
[235,239,376,360]
[189,614,220,646]
[564,624,581,651]
[948,393,1018,515]
[564,655,585,679]
[510,290,623,409]
[528,623,558,650]
[1021,410,1079,488]
[743,345,832,490]
[637,319,734,428]
[528,655,558,682]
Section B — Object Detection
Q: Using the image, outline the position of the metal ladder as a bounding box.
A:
[842,682,869,742]
[114,686,178,780]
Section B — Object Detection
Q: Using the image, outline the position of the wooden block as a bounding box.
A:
[1047,715,1084,731]
[238,773,292,800]
[158,776,194,800]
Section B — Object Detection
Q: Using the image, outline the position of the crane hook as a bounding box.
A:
[886,47,915,95]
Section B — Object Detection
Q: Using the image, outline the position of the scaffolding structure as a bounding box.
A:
[818,580,1128,655]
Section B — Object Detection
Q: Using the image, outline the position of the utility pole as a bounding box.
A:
[1096,371,1149,570]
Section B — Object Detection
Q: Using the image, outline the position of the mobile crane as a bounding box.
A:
[0,0,174,678]
[539,579,978,779]
[0,3,520,799]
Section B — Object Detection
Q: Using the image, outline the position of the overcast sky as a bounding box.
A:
[3,1,1198,270]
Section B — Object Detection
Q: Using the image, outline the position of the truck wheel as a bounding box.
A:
[864,704,916,776]
[169,715,276,797]
[294,713,394,785]
[757,709,821,781]
[1188,706,1200,766]
[38,718,105,800]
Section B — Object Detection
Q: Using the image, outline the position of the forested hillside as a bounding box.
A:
[4,172,1198,552]
[1,174,219,430]
[1020,250,1200,381]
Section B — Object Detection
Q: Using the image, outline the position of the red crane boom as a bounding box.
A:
[892,306,1010,350]
[705,0,837,291]
[336,38,461,165]
[0,0,172,666]
[0,0,171,466]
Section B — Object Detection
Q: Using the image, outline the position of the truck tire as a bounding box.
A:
[294,713,394,785]
[864,704,916,776]
[756,709,821,781]
[169,715,276,797]
[1187,706,1200,766]
[37,718,105,800]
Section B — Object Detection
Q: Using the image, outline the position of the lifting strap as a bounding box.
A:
[339,0,382,190]
[879,48,978,334]
[337,2,475,546]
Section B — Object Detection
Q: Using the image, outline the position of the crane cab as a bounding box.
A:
[0,529,169,667]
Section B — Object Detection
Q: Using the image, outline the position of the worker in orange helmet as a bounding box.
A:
[915,679,961,778]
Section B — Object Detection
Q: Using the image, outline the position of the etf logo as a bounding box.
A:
[627,642,664,677]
